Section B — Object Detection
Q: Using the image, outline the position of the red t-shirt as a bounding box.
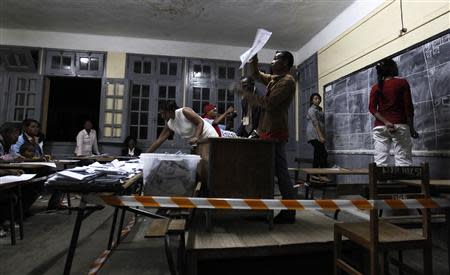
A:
[202,115,222,137]
[369,78,414,127]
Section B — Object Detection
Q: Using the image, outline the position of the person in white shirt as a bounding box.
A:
[146,101,218,153]
[75,120,100,156]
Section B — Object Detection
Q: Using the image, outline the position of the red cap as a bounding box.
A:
[203,103,216,115]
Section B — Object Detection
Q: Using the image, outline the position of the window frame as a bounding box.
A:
[6,72,43,123]
[98,79,129,143]
[75,52,104,78]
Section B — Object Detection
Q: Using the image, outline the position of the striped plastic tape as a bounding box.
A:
[98,195,450,211]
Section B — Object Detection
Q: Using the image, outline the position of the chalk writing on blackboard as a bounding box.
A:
[324,32,450,152]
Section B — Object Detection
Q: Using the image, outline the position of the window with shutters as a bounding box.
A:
[45,50,75,76]
[217,65,236,80]
[100,80,128,141]
[126,54,183,144]
[191,87,211,114]
[8,74,42,123]
[13,78,36,121]
[217,88,236,129]
[187,59,240,130]
[75,53,104,77]
[129,83,151,140]
[157,57,181,78]
[156,84,179,140]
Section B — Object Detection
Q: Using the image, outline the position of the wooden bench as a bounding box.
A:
[290,158,334,199]
[144,181,202,275]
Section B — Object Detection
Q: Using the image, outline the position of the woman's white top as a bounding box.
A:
[75,129,100,156]
[167,108,218,140]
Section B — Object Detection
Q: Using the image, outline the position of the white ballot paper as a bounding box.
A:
[0,174,36,185]
[239,28,272,69]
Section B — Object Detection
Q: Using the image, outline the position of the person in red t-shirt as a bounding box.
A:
[369,58,419,166]
[202,103,236,137]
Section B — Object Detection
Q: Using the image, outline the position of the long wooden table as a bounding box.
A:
[297,167,369,199]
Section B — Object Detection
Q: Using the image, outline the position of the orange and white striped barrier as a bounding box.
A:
[87,215,136,275]
[97,195,450,211]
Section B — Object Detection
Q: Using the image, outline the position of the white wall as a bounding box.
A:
[294,0,384,65]
[0,28,277,64]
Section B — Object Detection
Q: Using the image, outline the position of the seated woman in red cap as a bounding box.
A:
[202,103,237,138]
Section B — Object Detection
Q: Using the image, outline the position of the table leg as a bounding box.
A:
[9,191,16,245]
[108,207,119,250]
[116,208,126,244]
[67,192,72,215]
[446,208,450,274]
[305,174,310,199]
[17,184,24,240]
[63,203,86,275]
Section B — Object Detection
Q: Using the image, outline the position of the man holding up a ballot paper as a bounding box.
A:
[234,50,297,224]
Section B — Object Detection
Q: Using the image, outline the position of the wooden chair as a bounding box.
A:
[334,162,432,275]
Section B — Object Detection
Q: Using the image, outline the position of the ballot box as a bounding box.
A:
[140,153,201,197]
[196,138,275,228]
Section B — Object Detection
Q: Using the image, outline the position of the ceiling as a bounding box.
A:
[1,0,355,51]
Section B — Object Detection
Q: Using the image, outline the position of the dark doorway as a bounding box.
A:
[46,76,101,141]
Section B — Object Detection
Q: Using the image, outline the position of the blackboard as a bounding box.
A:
[324,31,450,152]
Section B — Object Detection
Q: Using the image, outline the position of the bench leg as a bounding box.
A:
[334,229,341,275]
[423,244,433,275]
[165,234,178,275]
[446,209,450,274]
[334,210,340,220]
[381,250,389,275]
[397,250,403,275]
[370,247,378,275]
[178,232,186,275]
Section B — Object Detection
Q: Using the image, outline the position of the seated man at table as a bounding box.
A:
[75,120,101,157]
[146,100,218,152]
[121,136,142,157]
[10,119,44,158]
[0,122,22,162]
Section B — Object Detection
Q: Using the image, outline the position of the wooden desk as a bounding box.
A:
[0,174,36,245]
[298,168,369,199]
[0,162,57,169]
[196,138,275,228]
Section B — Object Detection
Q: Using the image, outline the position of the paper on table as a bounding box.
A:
[0,174,36,185]
[239,28,272,69]
[57,170,94,181]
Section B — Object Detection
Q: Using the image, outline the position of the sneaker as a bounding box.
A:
[274,210,296,224]
[0,229,7,238]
